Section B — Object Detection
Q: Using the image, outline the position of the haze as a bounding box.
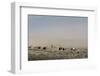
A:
[28,15,88,48]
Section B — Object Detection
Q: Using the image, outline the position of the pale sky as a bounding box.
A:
[28,15,88,48]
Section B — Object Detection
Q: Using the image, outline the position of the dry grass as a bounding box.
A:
[28,48,88,61]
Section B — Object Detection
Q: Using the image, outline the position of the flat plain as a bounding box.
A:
[28,47,88,61]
